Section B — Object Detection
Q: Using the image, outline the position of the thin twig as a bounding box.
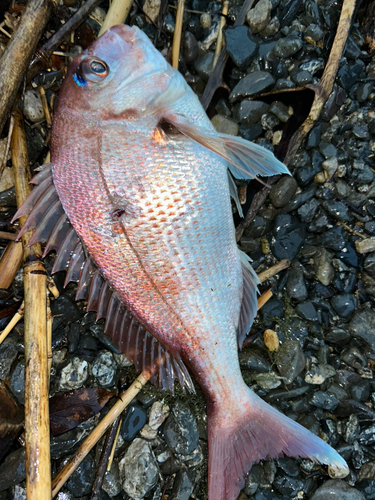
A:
[0,301,24,345]
[213,1,229,69]
[0,114,14,181]
[172,0,185,69]
[0,231,18,241]
[11,108,50,500]
[257,289,273,310]
[257,259,290,283]
[0,240,23,289]
[52,372,150,498]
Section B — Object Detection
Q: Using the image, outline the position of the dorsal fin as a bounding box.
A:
[13,164,194,393]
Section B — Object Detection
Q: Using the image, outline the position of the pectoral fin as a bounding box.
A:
[162,111,290,181]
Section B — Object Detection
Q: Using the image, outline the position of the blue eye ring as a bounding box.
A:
[73,72,87,87]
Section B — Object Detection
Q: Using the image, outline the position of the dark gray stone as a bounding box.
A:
[225,26,258,70]
[164,402,199,456]
[9,359,25,405]
[310,479,365,500]
[296,301,318,322]
[309,391,339,411]
[290,68,313,86]
[276,340,305,385]
[194,52,214,81]
[182,31,199,64]
[66,452,96,497]
[121,404,148,442]
[286,263,308,302]
[233,100,269,125]
[229,71,275,103]
[269,176,298,208]
[0,343,18,381]
[0,448,25,491]
[331,294,357,319]
[271,214,306,260]
[273,36,303,58]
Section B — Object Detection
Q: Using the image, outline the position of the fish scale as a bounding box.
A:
[14,24,348,500]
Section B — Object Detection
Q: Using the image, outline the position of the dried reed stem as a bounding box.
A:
[213,0,229,69]
[0,240,23,288]
[257,259,290,283]
[257,289,273,310]
[98,0,134,36]
[172,0,185,69]
[52,372,150,498]
[0,0,54,136]
[0,301,24,345]
[11,108,50,500]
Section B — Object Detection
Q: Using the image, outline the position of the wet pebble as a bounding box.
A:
[331,293,358,318]
[169,468,198,500]
[58,357,88,391]
[290,68,313,86]
[271,214,306,260]
[164,402,199,456]
[119,438,159,499]
[349,309,375,350]
[314,248,334,286]
[194,52,214,81]
[65,452,96,497]
[276,340,305,385]
[305,363,336,385]
[149,400,170,430]
[286,262,308,301]
[91,350,116,387]
[229,71,275,103]
[233,100,269,125]
[273,35,303,58]
[246,0,272,34]
[121,404,148,441]
[211,115,238,135]
[9,359,25,405]
[296,301,318,322]
[309,391,339,411]
[311,479,366,500]
[0,343,18,381]
[225,26,258,69]
[0,448,25,491]
[269,176,298,208]
[23,90,44,123]
[182,31,199,64]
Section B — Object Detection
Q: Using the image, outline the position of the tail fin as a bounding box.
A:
[207,387,348,500]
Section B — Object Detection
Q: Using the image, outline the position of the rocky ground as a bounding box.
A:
[1,0,375,499]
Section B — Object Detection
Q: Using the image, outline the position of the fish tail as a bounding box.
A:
[207,386,348,500]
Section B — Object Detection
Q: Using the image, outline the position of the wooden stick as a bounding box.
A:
[0,0,54,137]
[98,0,134,36]
[52,372,150,498]
[172,0,185,69]
[0,231,18,240]
[0,240,23,289]
[0,301,24,345]
[213,1,229,69]
[257,288,273,310]
[11,108,50,500]
[257,259,290,283]
[284,0,356,165]
[27,0,104,81]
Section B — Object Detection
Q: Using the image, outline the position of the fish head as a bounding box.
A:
[55,24,186,121]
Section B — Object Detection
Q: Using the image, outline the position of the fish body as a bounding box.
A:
[16,25,348,500]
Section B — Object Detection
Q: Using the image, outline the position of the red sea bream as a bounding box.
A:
[15,24,348,500]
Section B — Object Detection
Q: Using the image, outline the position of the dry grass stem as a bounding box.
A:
[257,289,273,311]
[0,0,54,136]
[0,301,24,345]
[107,416,122,472]
[338,221,367,239]
[0,240,23,289]
[257,259,290,283]
[11,109,51,500]
[213,1,229,69]
[98,0,134,36]
[172,0,185,69]
[52,372,150,497]
[39,87,52,127]
[284,0,356,164]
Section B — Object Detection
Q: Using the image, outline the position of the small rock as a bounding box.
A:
[149,401,170,430]
[314,248,334,286]
[169,469,197,500]
[269,101,291,122]
[0,343,18,381]
[349,309,375,350]
[0,447,25,491]
[286,262,308,302]
[58,357,88,391]
[121,404,147,441]
[23,90,44,123]
[102,461,122,497]
[92,350,116,387]
[194,52,214,81]
[182,31,199,64]
[9,359,25,405]
[66,453,96,496]
[296,301,318,322]
[311,479,364,499]
[276,340,305,385]
[263,329,279,352]
[305,364,336,384]
[246,0,272,34]
[143,0,161,23]
[273,36,303,58]
[200,13,211,30]
[119,438,159,500]
[211,115,238,135]
[356,238,375,254]
[309,391,339,411]
[233,100,269,125]
[229,71,275,103]
[164,402,199,456]
[290,68,313,86]
[331,293,357,318]
[271,214,306,260]
[225,26,258,69]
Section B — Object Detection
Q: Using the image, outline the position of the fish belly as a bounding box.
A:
[52,118,245,400]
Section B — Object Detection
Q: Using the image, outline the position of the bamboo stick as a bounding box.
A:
[0,0,54,137]
[11,108,50,500]
[213,1,229,69]
[0,301,24,345]
[52,372,150,498]
[0,231,18,240]
[257,259,290,283]
[257,289,273,310]
[98,0,134,36]
[0,240,23,289]
[172,0,185,69]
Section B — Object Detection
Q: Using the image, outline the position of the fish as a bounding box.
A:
[14,24,348,500]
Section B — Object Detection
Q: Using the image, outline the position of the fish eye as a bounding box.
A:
[90,60,107,75]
